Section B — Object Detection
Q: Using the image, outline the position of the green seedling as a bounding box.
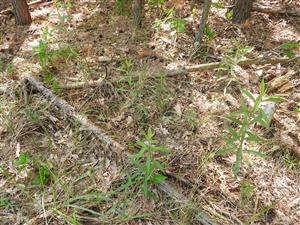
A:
[240,181,254,206]
[280,41,300,58]
[6,63,14,76]
[170,18,186,33]
[116,59,134,85]
[153,8,186,34]
[15,153,29,166]
[225,9,233,21]
[33,164,52,185]
[44,73,61,93]
[0,198,11,209]
[148,0,166,7]
[218,80,283,174]
[130,128,170,197]
[204,25,215,40]
[183,108,199,132]
[284,153,299,170]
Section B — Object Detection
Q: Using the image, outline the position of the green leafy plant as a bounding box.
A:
[240,181,254,206]
[6,63,14,76]
[0,58,3,72]
[153,8,186,34]
[284,153,299,170]
[24,106,41,125]
[116,59,134,86]
[33,164,52,185]
[130,128,170,197]
[33,27,53,70]
[219,43,254,71]
[15,153,29,166]
[116,0,128,13]
[217,80,283,174]
[148,0,166,7]
[225,9,233,21]
[170,18,186,33]
[212,1,224,9]
[44,73,61,93]
[204,25,215,41]
[183,108,199,132]
[218,43,254,90]
[280,41,300,58]
[0,198,11,209]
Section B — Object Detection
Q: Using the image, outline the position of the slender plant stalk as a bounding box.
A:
[191,0,212,57]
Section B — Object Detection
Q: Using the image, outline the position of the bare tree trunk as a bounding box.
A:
[232,0,253,24]
[11,0,32,25]
[133,0,144,27]
[190,0,212,57]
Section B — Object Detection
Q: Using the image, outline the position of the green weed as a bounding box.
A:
[130,128,170,197]
[284,153,299,170]
[280,41,300,58]
[240,181,254,206]
[170,18,186,33]
[148,0,166,7]
[204,25,215,41]
[153,8,186,34]
[217,80,283,174]
[6,63,14,76]
[0,198,11,209]
[44,73,61,93]
[225,9,233,21]
[183,108,199,132]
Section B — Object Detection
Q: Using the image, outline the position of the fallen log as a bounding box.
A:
[60,78,104,90]
[22,74,217,225]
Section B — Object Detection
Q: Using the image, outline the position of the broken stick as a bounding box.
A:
[166,55,300,76]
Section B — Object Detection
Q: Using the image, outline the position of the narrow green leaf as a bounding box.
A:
[263,96,284,103]
[245,150,266,158]
[151,174,167,184]
[241,88,255,102]
[225,115,243,125]
[216,147,234,156]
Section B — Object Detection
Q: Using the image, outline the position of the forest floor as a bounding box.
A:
[0,0,300,224]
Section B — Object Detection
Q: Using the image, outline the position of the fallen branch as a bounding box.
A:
[58,56,299,90]
[166,55,300,76]
[60,78,104,90]
[22,74,217,225]
[253,3,300,17]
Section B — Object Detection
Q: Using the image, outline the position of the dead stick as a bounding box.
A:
[60,78,104,90]
[166,56,300,76]
[253,4,300,17]
[22,74,217,225]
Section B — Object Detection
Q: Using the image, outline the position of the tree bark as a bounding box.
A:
[133,0,144,27]
[232,0,253,24]
[190,0,212,57]
[11,0,32,25]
